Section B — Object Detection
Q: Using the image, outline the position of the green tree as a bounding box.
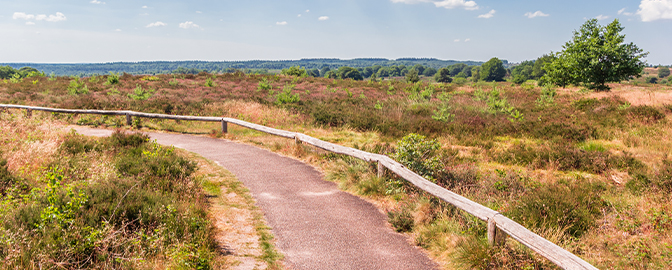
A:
[405,69,420,83]
[658,66,670,78]
[281,66,307,77]
[434,68,452,83]
[324,70,338,79]
[423,67,437,77]
[511,60,535,84]
[471,66,481,82]
[541,19,647,91]
[412,64,425,75]
[337,66,363,80]
[480,57,507,82]
[532,54,553,79]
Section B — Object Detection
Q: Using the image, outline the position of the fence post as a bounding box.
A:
[26,109,32,118]
[377,160,384,178]
[488,217,505,246]
[126,114,132,126]
[221,120,228,133]
[295,135,301,145]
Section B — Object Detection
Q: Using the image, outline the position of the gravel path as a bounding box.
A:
[72,127,438,270]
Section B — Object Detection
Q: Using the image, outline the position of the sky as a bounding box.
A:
[1,0,671,64]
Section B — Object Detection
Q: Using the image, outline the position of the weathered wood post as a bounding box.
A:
[377,160,385,178]
[221,120,228,133]
[488,217,505,246]
[126,114,132,126]
[295,135,301,145]
[26,109,32,118]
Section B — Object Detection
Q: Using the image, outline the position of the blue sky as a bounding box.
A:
[1,0,671,64]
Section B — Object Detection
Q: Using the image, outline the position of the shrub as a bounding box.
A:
[387,204,414,232]
[508,182,605,237]
[658,66,671,78]
[108,130,149,148]
[67,78,89,95]
[128,84,155,100]
[281,66,307,77]
[59,132,100,155]
[646,76,658,84]
[654,160,672,193]
[204,77,216,87]
[105,72,120,85]
[627,105,665,123]
[274,84,300,105]
[393,133,443,181]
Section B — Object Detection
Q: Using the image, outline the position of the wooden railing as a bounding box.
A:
[0,104,598,270]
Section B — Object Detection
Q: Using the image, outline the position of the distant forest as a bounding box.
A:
[0,58,499,76]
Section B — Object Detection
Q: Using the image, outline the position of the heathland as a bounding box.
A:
[1,62,671,269]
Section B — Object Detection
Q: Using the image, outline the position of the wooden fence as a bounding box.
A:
[0,104,598,270]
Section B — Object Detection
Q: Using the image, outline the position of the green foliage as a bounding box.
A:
[406,68,420,83]
[281,66,308,77]
[541,19,648,91]
[654,160,672,193]
[337,66,363,80]
[274,84,300,105]
[480,57,507,82]
[423,67,437,77]
[204,77,217,87]
[67,78,89,95]
[39,168,89,229]
[140,75,160,81]
[658,66,671,78]
[474,87,523,122]
[432,93,454,122]
[387,203,414,232]
[257,77,272,92]
[645,76,658,84]
[536,84,557,107]
[169,78,180,86]
[510,60,534,84]
[105,72,120,85]
[508,181,605,237]
[128,84,155,100]
[434,67,452,83]
[393,133,443,181]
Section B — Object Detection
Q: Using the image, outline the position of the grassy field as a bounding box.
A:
[2,70,672,269]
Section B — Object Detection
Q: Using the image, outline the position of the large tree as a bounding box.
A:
[480,57,507,82]
[434,67,452,83]
[541,19,647,91]
[337,66,363,80]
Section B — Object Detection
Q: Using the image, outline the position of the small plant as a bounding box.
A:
[274,84,300,105]
[9,73,21,83]
[32,79,38,85]
[257,77,272,92]
[374,101,383,110]
[345,88,353,98]
[67,78,89,95]
[105,72,120,85]
[88,75,100,83]
[432,92,454,122]
[387,204,414,232]
[169,79,179,86]
[140,76,160,81]
[128,84,155,100]
[536,84,557,106]
[107,86,120,95]
[393,133,443,181]
[204,77,217,87]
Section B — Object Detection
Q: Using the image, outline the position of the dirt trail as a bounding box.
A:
[72,127,438,270]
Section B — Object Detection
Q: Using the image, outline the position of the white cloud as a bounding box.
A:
[638,0,672,22]
[306,10,310,12]
[90,0,105,4]
[454,39,460,42]
[26,21,35,25]
[464,38,470,42]
[276,21,288,25]
[298,14,302,17]
[114,29,121,32]
[595,14,609,20]
[617,8,633,16]
[478,9,495,18]
[179,21,201,29]
[146,21,166,27]
[318,16,329,21]
[196,11,202,14]
[13,12,66,22]
[13,12,35,20]
[142,5,148,8]
[391,0,479,10]
[524,11,549,18]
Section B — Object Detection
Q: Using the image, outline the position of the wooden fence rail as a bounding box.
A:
[0,104,598,270]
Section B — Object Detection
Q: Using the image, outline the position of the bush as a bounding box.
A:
[655,160,672,193]
[646,77,658,84]
[393,133,443,181]
[627,105,665,123]
[281,66,307,77]
[387,204,414,232]
[105,72,120,85]
[508,182,605,237]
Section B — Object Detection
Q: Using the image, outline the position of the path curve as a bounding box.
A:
[72,127,438,270]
